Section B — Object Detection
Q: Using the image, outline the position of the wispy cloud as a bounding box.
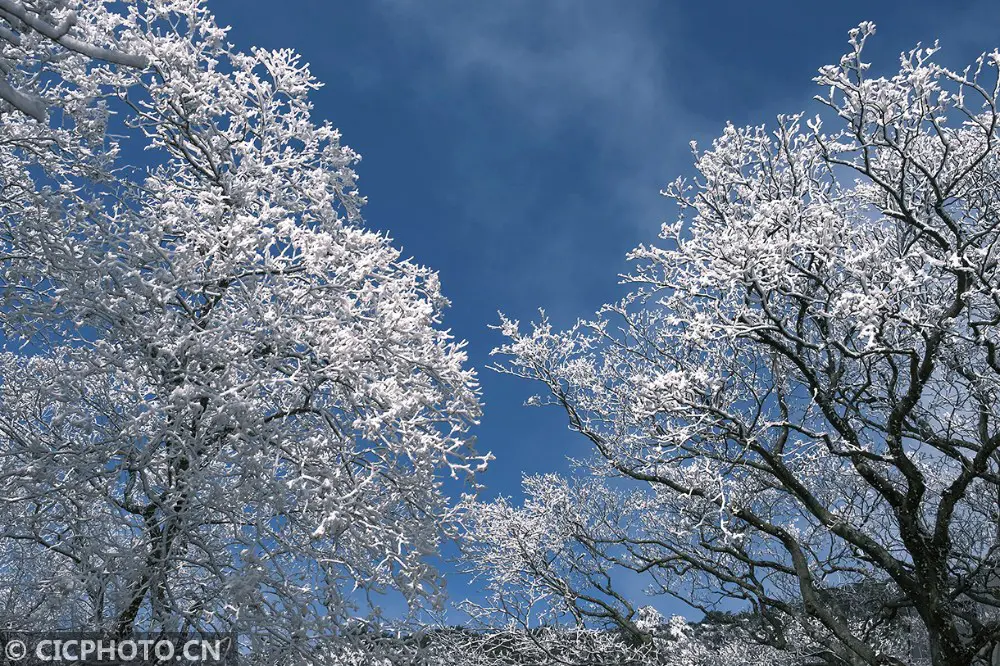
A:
[372,0,694,211]
[375,0,676,130]
[371,0,702,322]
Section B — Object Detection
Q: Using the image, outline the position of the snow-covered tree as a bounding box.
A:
[316,620,793,666]
[0,0,147,121]
[468,24,1000,666]
[0,0,486,657]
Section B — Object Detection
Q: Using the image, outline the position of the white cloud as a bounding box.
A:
[373,0,695,237]
[376,1,671,125]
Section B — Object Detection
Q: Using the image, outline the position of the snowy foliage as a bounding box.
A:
[469,24,1000,666]
[0,0,147,120]
[0,0,486,657]
[315,620,796,666]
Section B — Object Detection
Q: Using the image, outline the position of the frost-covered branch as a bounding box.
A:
[0,0,147,120]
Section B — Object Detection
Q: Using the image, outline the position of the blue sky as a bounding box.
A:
[211,0,1000,620]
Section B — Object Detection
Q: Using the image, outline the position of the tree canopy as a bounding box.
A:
[0,1,486,659]
[467,24,1000,666]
